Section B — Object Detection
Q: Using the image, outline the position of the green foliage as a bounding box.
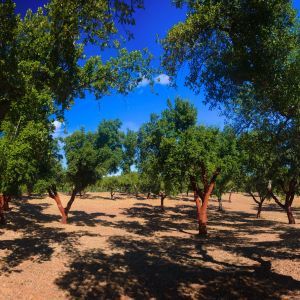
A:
[137,98,197,196]
[163,0,300,214]
[64,129,99,193]
[162,0,299,126]
[0,120,60,196]
[64,119,125,193]
[1,0,152,124]
[100,176,121,195]
[118,172,139,194]
[121,129,137,174]
[96,119,123,174]
[214,127,241,199]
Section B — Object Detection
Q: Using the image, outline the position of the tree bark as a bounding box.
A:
[194,192,207,234]
[65,189,77,216]
[270,188,296,224]
[218,196,223,211]
[160,193,166,212]
[48,187,67,224]
[147,192,151,199]
[286,205,295,224]
[110,190,115,200]
[228,191,232,203]
[3,195,10,211]
[0,195,5,225]
[257,202,263,218]
[191,168,220,235]
[194,184,215,235]
[134,184,139,198]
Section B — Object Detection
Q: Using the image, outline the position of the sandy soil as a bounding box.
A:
[0,192,299,300]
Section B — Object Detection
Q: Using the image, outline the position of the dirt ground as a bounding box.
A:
[0,192,299,300]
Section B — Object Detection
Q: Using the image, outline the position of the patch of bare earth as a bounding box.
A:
[0,192,299,299]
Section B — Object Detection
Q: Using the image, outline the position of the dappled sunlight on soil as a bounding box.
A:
[0,192,299,299]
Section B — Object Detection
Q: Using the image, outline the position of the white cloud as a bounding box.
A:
[52,120,64,138]
[154,74,170,85]
[53,120,62,131]
[137,74,170,89]
[137,77,151,88]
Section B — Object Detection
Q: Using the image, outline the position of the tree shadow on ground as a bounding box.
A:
[56,233,300,299]
[55,198,300,299]
[67,211,116,227]
[0,198,100,275]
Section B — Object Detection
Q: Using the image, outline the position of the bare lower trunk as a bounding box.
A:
[194,193,207,235]
[218,196,223,211]
[65,189,77,216]
[0,212,5,224]
[0,196,5,225]
[134,185,138,198]
[270,189,296,224]
[191,168,220,235]
[147,192,151,199]
[48,187,67,224]
[160,194,166,212]
[53,194,67,224]
[256,203,263,218]
[286,205,295,224]
[110,190,115,200]
[3,195,10,211]
[228,191,232,203]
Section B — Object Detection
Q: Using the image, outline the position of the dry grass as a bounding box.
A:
[0,192,299,299]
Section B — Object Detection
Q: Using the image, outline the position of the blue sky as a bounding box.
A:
[15,0,300,136]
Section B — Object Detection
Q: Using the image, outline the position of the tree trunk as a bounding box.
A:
[147,192,151,199]
[256,202,263,218]
[191,168,220,235]
[0,196,5,225]
[228,191,232,203]
[48,188,67,224]
[110,190,115,200]
[65,189,77,216]
[218,196,223,211]
[134,185,139,198]
[194,192,207,234]
[270,188,296,224]
[160,194,166,212]
[286,205,296,224]
[3,195,10,211]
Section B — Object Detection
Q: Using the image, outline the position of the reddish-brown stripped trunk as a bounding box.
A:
[191,167,220,235]
[270,182,296,224]
[3,195,10,211]
[193,181,217,235]
[48,187,67,224]
[65,189,77,216]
